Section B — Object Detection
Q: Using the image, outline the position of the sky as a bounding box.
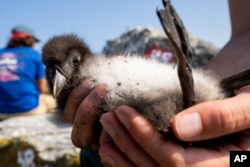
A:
[1,0,231,53]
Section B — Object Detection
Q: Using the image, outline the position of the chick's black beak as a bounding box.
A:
[53,69,66,99]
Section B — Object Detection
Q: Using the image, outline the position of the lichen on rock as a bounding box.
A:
[0,115,80,167]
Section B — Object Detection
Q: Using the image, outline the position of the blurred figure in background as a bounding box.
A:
[0,25,55,120]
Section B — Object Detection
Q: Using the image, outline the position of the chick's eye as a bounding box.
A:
[72,56,80,66]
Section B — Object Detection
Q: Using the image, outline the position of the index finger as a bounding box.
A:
[64,79,94,123]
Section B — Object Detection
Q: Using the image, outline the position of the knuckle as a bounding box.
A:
[216,101,239,133]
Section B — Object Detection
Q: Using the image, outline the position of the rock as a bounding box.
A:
[103,27,171,55]
[103,27,219,67]
[188,33,219,68]
[0,115,80,167]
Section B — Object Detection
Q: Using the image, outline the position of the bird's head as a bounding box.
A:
[42,34,92,109]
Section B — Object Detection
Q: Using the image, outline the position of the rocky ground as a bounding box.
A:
[0,115,80,167]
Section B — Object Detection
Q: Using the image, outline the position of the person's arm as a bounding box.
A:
[229,0,250,37]
[36,51,47,94]
[206,0,250,79]
[37,78,47,94]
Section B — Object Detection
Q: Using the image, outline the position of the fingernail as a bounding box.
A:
[176,112,203,139]
[77,79,95,95]
[235,85,250,94]
[100,154,116,167]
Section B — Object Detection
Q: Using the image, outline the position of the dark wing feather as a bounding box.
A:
[221,68,250,96]
[157,0,196,108]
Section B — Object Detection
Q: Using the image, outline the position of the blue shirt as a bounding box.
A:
[0,46,45,113]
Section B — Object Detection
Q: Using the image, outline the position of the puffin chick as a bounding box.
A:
[42,34,233,148]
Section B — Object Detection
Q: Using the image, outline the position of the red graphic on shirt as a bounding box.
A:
[144,46,174,64]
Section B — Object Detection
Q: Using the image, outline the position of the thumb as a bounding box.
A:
[172,86,250,142]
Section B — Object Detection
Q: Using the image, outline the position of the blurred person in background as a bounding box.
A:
[0,25,55,120]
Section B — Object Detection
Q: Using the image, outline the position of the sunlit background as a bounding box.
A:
[1,0,230,53]
[0,1,232,165]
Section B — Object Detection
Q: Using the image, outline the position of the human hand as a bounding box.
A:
[63,57,124,149]
[99,86,250,167]
[63,78,108,149]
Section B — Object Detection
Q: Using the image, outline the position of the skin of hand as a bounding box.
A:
[98,86,250,167]
[64,79,108,149]
[64,79,250,167]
